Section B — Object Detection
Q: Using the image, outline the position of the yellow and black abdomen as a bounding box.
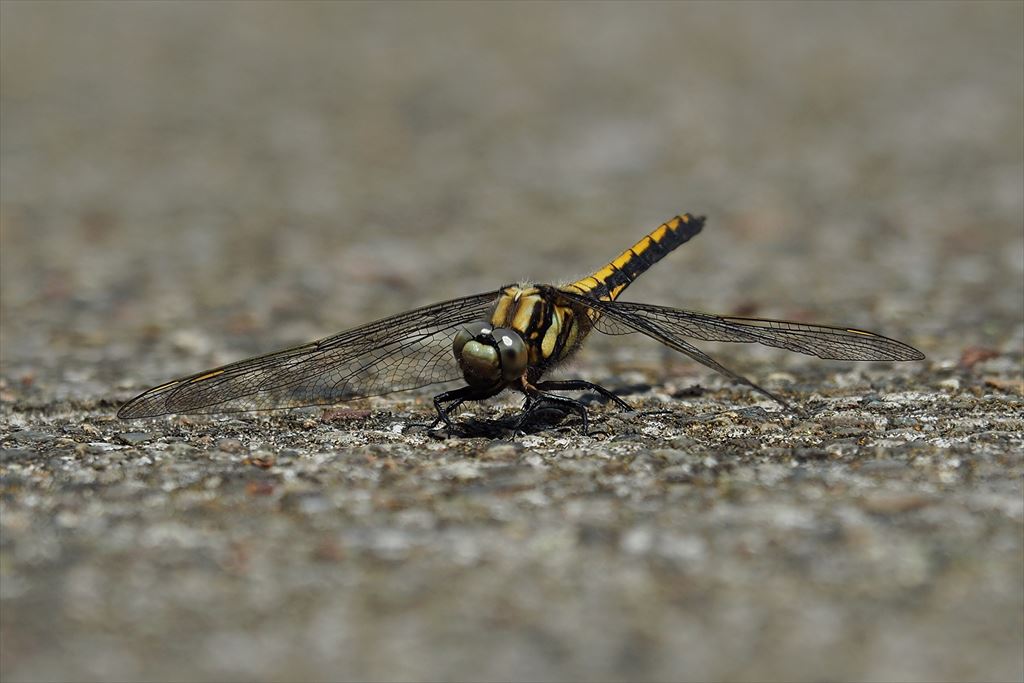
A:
[567,213,705,303]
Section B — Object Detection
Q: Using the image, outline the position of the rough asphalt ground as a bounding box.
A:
[2,4,1022,682]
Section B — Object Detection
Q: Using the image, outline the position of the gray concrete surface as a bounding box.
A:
[1,3,1022,682]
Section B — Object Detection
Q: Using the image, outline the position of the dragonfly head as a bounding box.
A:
[453,321,528,387]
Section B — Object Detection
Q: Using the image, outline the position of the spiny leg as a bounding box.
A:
[533,379,633,411]
[516,388,591,435]
[424,385,504,431]
[512,393,570,431]
[529,379,677,426]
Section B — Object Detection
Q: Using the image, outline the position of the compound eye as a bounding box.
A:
[453,321,493,357]
[492,327,528,381]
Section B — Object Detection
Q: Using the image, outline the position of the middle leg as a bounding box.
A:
[518,384,592,434]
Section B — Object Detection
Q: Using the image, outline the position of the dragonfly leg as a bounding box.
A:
[519,386,590,435]
[511,396,535,436]
[534,380,685,424]
[533,379,633,412]
[425,385,503,431]
[511,394,567,434]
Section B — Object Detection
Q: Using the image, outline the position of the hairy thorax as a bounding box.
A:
[489,284,592,375]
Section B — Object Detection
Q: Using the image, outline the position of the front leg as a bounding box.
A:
[427,385,503,431]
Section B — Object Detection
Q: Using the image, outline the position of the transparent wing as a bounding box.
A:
[558,291,924,407]
[118,291,499,418]
[587,301,925,361]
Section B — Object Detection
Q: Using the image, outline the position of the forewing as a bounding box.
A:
[118,291,499,418]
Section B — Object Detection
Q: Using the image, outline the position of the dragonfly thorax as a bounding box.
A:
[452,321,528,388]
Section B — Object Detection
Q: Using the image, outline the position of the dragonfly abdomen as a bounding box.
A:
[567,213,705,303]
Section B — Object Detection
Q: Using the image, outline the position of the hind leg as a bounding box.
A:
[532,379,633,411]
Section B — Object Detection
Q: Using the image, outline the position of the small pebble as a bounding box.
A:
[216,438,245,454]
[116,432,154,446]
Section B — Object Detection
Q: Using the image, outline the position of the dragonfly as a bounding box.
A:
[118,214,924,432]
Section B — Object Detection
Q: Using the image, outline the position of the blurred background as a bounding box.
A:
[1,2,1021,682]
